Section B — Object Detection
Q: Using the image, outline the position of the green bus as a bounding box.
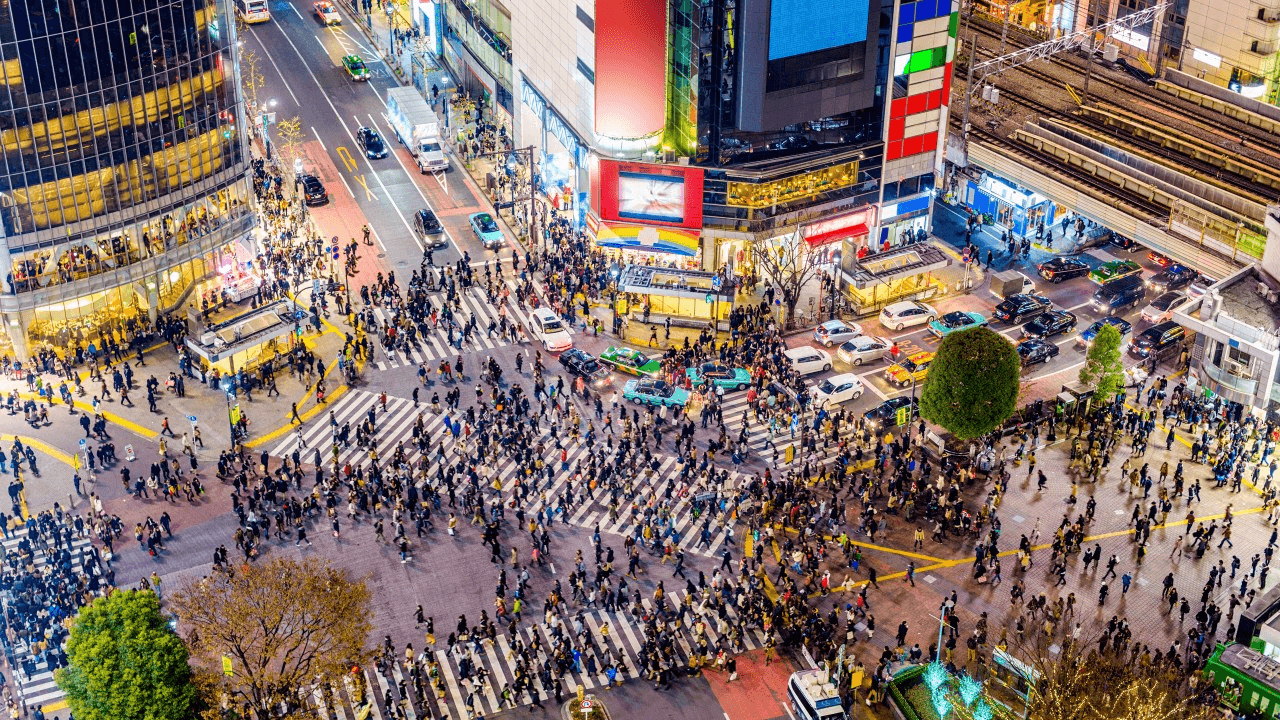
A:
[1205,642,1280,717]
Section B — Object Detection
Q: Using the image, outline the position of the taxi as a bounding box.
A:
[884,351,934,387]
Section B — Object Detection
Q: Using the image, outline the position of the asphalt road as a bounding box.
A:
[244,0,493,272]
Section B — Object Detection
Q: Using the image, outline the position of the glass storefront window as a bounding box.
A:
[8,180,249,293]
[726,161,861,209]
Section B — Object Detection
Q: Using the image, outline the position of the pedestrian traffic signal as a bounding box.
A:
[896,407,909,426]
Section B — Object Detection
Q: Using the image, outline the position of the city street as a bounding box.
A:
[0,5,1264,720]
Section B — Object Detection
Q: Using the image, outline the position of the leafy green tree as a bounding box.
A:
[56,589,195,720]
[919,326,1021,439]
[1078,323,1125,401]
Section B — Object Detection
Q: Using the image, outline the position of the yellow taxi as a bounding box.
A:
[884,351,935,387]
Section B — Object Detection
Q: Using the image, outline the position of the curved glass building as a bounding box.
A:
[0,0,252,358]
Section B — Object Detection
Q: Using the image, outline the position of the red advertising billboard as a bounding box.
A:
[594,0,667,139]
[596,160,704,230]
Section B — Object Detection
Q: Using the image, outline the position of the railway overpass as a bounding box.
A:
[949,61,1280,283]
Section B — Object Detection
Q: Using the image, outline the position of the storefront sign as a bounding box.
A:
[880,194,930,221]
[802,209,872,246]
[520,75,584,164]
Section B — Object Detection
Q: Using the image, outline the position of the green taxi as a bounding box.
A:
[1088,259,1142,284]
[342,55,370,81]
[599,346,661,377]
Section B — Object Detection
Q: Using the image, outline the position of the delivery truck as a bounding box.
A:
[386,87,449,174]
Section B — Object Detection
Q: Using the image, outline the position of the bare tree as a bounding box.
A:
[172,558,373,720]
[239,46,266,124]
[749,232,823,326]
[274,116,304,169]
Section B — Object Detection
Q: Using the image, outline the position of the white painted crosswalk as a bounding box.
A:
[366,285,535,371]
[2,531,98,711]
[268,390,749,557]
[312,585,766,720]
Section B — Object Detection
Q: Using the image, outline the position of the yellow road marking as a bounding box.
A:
[352,173,376,201]
[814,504,1262,594]
[336,146,358,172]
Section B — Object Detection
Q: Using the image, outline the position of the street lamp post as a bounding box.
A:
[385,4,395,57]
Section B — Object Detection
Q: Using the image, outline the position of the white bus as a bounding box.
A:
[236,0,270,23]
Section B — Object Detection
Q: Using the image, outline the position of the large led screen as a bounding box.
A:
[597,161,704,229]
[768,0,869,60]
[617,172,687,224]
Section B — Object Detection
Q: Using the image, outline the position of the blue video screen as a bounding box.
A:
[768,0,870,60]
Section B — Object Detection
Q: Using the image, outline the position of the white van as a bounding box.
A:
[789,670,847,720]
[783,346,833,376]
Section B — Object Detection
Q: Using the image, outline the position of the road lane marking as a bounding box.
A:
[311,126,326,151]
[338,174,356,199]
[352,173,377,201]
[269,22,418,254]
[335,146,357,172]
[246,27,301,105]
[289,2,304,20]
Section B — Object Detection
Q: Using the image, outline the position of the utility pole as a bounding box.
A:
[998,0,1012,64]
[1081,0,1098,105]
[961,33,977,150]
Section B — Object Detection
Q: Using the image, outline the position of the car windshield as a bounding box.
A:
[818,379,837,394]
[1153,294,1181,310]
[542,317,564,333]
[649,382,672,397]
[581,360,600,373]
[899,359,919,372]
[349,60,365,71]
[476,215,497,232]
[940,312,970,327]
[423,142,441,152]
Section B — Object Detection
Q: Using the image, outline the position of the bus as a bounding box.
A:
[1205,642,1280,718]
[236,0,270,23]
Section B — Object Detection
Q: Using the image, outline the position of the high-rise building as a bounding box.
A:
[434,0,957,304]
[0,0,253,359]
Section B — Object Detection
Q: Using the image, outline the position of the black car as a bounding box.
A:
[1037,257,1090,283]
[1017,338,1060,367]
[1110,235,1141,252]
[863,396,918,429]
[413,209,447,249]
[356,126,387,159]
[558,349,610,386]
[300,174,328,206]
[1022,310,1077,339]
[993,293,1052,323]
[1146,265,1196,293]
[1131,321,1186,359]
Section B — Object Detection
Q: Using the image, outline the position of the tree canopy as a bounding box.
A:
[56,589,195,720]
[1078,323,1125,402]
[919,326,1021,439]
[171,557,372,720]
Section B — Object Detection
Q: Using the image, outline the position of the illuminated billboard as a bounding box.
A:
[594,0,667,139]
[769,0,869,60]
[597,160,704,230]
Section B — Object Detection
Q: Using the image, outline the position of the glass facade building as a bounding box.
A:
[0,0,252,358]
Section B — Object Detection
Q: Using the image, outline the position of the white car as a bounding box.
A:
[784,347,833,376]
[314,1,341,24]
[879,300,937,331]
[838,335,891,366]
[812,319,862,347]
[1140,291,1190,325]
[812,373,864,407]
[531,308,572,352]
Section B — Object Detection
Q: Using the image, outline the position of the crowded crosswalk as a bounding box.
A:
[367,283,562,371]
[269,389,749,558]
[307,584,767,720]
[4,532,96,712]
